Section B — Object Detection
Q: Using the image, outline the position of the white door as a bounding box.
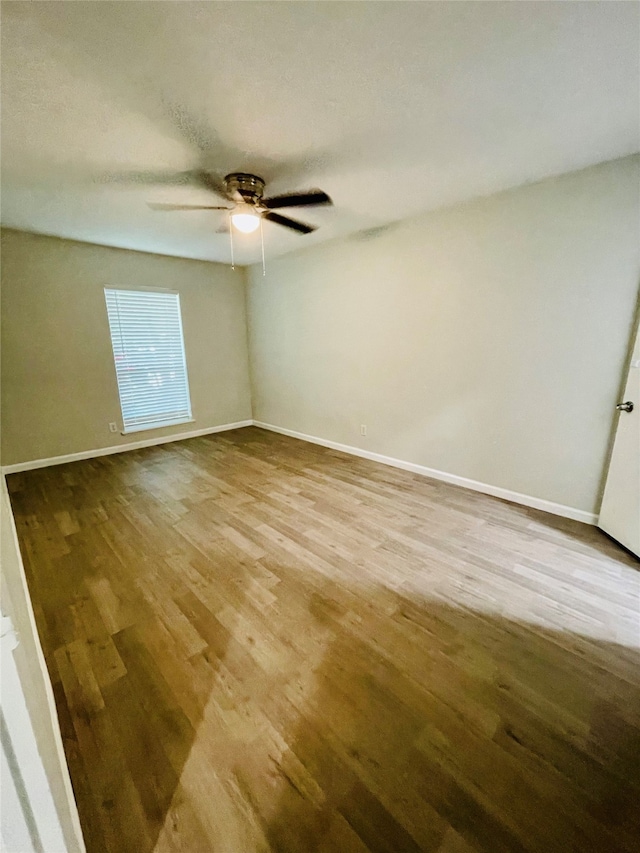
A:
[599,325,640,557]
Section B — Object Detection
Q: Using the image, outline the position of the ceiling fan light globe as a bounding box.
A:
[231,205,260,234]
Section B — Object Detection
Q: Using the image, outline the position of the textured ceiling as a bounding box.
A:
[1,1,638,265]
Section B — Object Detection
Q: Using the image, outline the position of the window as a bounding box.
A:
[104,288,192,433]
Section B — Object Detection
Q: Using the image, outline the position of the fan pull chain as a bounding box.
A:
[229,214,235,270]
[260,216,266,277]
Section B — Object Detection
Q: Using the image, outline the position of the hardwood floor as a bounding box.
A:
[7,426,640,853]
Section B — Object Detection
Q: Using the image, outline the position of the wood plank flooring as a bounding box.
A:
[7,426,640,853]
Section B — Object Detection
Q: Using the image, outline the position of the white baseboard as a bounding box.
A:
[253,421,598,526]
[2,418,598,526]
[1,420,253,475]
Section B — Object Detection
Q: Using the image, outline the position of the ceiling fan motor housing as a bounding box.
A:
[224,173,265,203]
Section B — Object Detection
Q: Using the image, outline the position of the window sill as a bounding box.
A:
[122,418,195,435]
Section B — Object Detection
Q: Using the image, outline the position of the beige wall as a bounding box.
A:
[1,230,252,466]
[247,156,640,515]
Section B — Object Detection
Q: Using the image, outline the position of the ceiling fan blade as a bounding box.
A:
[98,170,197,187]
[263,211,317,234]
[194,170,233,200]
[148,202,230,211]
[99,168,232,200]
[262,190,332,209]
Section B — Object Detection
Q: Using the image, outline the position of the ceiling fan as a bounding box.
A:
[148,172,332,235]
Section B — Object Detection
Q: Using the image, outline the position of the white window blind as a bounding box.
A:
[104,288,193,433]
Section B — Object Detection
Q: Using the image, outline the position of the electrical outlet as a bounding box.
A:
[108,422,118,433]
[360,424,367,437]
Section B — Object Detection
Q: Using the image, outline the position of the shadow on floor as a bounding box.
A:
[256,577,640,853]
